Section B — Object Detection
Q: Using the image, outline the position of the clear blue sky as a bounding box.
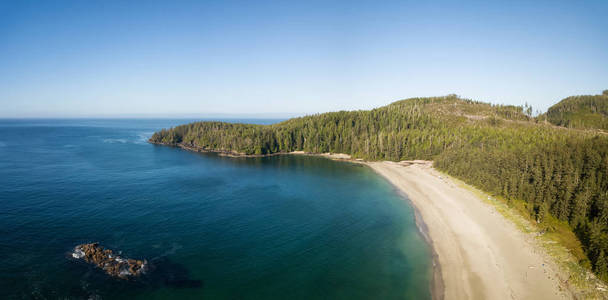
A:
[1,0,607,118]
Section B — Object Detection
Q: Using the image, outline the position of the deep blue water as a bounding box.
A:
[0,119,431,299]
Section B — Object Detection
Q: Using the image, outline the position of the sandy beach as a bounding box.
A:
[367,161,570,300]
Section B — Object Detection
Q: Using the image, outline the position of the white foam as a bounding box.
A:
[102,138,127,144]
[119,269,131,276]
[134,132,154,144]
[72,248,85,259]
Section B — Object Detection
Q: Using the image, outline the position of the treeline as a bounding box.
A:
[150,95,608,279]
[543,92,608,130]
[435,132,608,275]
[150,96,531,158]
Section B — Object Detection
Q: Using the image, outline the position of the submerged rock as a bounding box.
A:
[72,243,147,279]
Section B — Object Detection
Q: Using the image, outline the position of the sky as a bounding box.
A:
[0,0,607,118]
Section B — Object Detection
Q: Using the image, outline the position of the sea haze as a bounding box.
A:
[0,119,432,299]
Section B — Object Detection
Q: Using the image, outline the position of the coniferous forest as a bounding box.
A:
[543,91,608,130]
[151,93,608,279]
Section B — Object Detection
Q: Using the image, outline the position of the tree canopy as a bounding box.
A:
[542,92,608,130]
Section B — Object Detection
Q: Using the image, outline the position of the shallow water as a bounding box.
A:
[0,119,432,299]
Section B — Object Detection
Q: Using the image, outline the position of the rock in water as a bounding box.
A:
[72,243,147,279]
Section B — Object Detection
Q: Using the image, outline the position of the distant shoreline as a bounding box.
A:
[149,141,362,160]
[150,141,283,157]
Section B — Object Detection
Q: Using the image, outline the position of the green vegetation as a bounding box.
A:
[449,175,605,297]
[542,92,608,130]
[151,94,608,280]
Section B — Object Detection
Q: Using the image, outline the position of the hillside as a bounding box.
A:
[150,95,608,280]
[542,91,608,130]
[150,96,533,159]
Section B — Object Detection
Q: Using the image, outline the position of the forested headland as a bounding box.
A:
[150,93,608,280]
[542,90,608,130]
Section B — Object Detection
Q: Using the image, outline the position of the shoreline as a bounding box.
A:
[149,142,363,160]
[395,186,445,300]
[366,161,570,300]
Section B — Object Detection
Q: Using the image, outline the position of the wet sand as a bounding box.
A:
[367,161,569,300]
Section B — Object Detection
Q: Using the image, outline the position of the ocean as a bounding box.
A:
[0,119,431,299]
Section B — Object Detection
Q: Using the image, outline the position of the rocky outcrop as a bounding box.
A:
[72,243,147,279]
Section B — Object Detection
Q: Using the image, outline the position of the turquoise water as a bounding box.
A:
[0,119,432,299]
